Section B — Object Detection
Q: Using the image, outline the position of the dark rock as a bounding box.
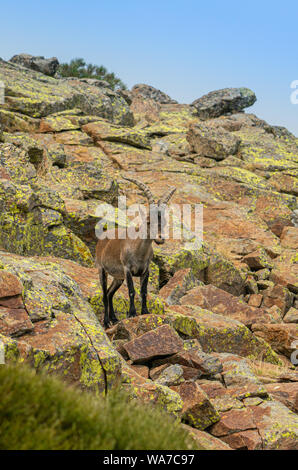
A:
[192,87,256,119]
[10,53,59,77]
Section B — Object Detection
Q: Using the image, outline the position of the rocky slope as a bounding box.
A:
[0,56,297,450]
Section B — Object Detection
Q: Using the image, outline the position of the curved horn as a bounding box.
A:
[159,187,176,205]
[122,176,155,204]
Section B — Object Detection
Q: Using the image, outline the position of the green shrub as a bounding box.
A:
[58,58,127,90]
[0,365,199,450]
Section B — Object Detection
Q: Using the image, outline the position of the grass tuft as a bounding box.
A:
[0,364,199,450]
[250,359,292,383]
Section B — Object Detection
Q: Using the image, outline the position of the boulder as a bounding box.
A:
[210,397,298,449]
[187,122,241,159]
[248,294,263,308]
[283,307,298,323]
[242,248,273,270]
[191,87,256,119]
[0,180,93,267]
[82,120,151,149]
[215,353,262,387]
[0,109,40,133]
[154,364,185,386]
[124,381,183,416]
[171,381,220,430]
[262,285,294,317]
[168,305,281,363]
[0,254,121,393]
[123,324,184,363]
[10,53,59,76]
[131,84,177,104]
[209,408,256,437]
[105,314,170,343]
[205,252,247,296]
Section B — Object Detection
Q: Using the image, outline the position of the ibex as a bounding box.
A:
[96,176,176,328]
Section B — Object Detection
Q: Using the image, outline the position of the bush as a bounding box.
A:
[58,58,127,90]
[0,365,199,450]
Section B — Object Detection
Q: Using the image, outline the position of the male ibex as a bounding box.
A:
[96,176,176,328]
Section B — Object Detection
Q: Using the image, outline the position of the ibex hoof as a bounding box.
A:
[128,312,137,318]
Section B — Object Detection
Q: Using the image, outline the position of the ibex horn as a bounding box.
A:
[122,176,155,205]
[159,187,176,205]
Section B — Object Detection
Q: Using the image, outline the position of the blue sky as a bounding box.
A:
[1,0,297,134]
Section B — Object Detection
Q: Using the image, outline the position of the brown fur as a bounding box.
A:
[95,178,175,328]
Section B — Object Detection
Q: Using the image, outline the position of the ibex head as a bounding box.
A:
[121,176,176,245]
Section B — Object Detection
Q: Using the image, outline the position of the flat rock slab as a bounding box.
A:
[209,408,256,437]
[123,324,184,363]
[168,305,280,363]
[180,284,273,327]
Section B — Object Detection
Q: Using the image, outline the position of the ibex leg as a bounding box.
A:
[107,278,123,324]
[140,270,150,315]
[100,268,109,329]
[125,269,137,318]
